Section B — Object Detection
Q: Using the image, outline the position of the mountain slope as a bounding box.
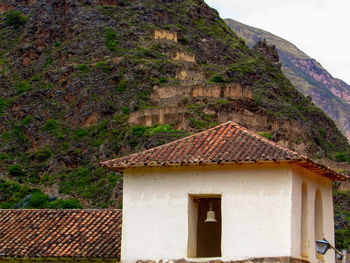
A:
[0,0,349,210]
[225,18,350,143]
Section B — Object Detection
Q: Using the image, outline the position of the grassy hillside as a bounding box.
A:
[0,0,349,211]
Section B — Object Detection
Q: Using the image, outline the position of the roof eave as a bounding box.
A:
[101,159,348,181]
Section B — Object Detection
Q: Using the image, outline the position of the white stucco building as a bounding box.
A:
[102,121,347,263]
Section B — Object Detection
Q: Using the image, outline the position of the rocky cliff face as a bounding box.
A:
[0,0,349,210]
[225,18,350,143]
[225,17,350,250]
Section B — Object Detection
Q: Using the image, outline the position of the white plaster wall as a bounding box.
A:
[121,163,294,263]
[291,165,335,263]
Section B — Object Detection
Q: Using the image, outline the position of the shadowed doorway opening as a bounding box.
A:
[188,195,222,258]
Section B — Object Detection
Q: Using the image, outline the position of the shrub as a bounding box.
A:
[43,57,53,68]
[34,146,52,161]
[335,228,350,250]
[335,152,350,163]
[50,198,82,209]
[158,77,167,83]
[0,180,32,208]
[42,119,58,132]
[319,128,326,138]
[8,164,26,178]
[258,131,273,140]
[210,75,225,83]
[77,64,88,71]
[74,128,89,139]
[22,115,33,126]
[0,180,80,209]
[215,98,229,105]
[22,191,82,209]
[115,80,127,92]
[147,124,178,136]
[5,10,27,29]
[128,138,138,148]
[30,74,41,82]
[0,98,8,114]
[14,80,31,93]
[95,61,112,73]
[59,167,90,195]
[28,192,49,209]
[105,27,118,51]
[131,125,146,136]
[178,37,188,45]
[190,118,207,129]
[0,153,9,161]
[121,106,130,114]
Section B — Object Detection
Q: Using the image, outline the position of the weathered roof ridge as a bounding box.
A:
[108,121,243,164]
[101,121,348,181]
[101,121,300,165]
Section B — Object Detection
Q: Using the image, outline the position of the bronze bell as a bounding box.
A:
[205,201,217,223]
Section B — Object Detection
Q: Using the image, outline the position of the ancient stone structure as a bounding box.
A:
[173,51,195,62]
[224,83,252,99]
[129,83,256,130]
[175,70,205,84]
[149,83,252,107]
[154,29,178,42]
[128,107,190,130]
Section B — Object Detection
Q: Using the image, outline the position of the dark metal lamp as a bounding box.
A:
[316,238,343,260]
[316,239,330,254]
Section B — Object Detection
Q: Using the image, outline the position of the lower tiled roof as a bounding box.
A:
[101,121,348,181]
[0,209,122,259]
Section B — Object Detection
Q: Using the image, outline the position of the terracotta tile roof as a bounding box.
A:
[0,209,122,259]
[101,121,347,181]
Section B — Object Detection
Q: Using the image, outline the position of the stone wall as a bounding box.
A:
[176,70,205,84]
[150,83,252,106]
[218,111,268,131]
[173,52,195,62]
[224,83,252,99]
[128,107,190,130]
[154,29,178,42]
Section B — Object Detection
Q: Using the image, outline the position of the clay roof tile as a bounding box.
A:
[0,210,122,259]
[101,121,348,181]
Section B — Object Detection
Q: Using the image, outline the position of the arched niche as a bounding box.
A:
[301,182,309,258]
[314,188,324,260]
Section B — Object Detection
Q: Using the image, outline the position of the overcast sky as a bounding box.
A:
[205,0,350,85]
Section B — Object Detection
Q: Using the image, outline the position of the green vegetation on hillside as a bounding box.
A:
[5,10,27,29]
[334,190,350,250]
[0,179,82,209]
[0,0,349,212]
